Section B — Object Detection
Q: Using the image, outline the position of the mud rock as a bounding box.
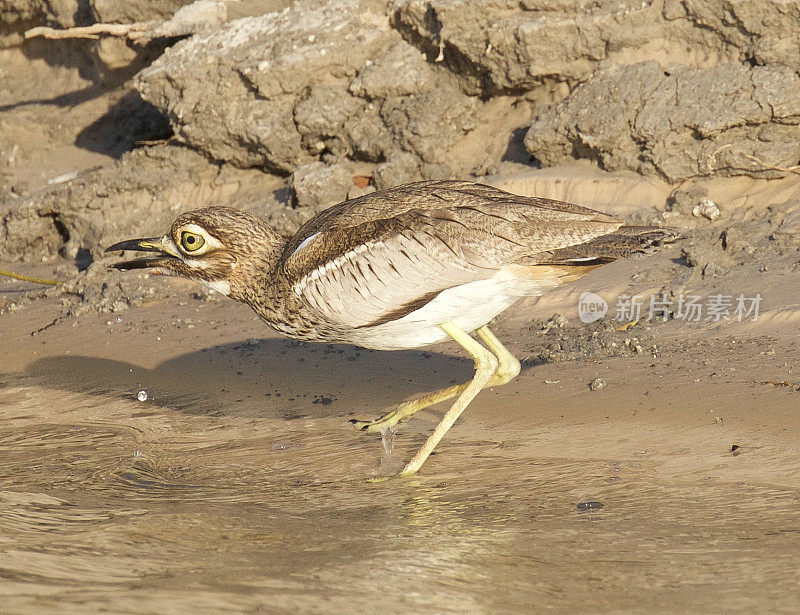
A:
[392,0,708,94]
[682,1,800,71]
[343,104,393,162]
[89,1,293,73]
[381,81,478,164]
[134,0,385,171]
[135,0,480,174]
[373,151,421,189]
[49,262,173,317]
[291,161,352,208]
[0,146,217,263]
[349,40,434,99]
[526,62,800,182]
[681,243,730,279]
[667,186,710,216]
[0,145,288,263]
[91,0,199,23]
[135,0,389,171]
[295,83,367,159]
[721,225,754,255]
[391,0,800,95]
[420,162,454,181]
[526,62,665,173]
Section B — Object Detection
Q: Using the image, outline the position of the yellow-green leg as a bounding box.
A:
[475,325,521,385]
[399,321,499,477]
[350,382,469,432]
[350,324,519,433]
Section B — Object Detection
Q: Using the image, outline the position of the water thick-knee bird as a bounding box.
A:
[106,180,680,476]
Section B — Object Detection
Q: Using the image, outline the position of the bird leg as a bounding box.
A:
[474,325,521,385]
[399,321,499,477]
[350,324,519,433]
[349,382,468,432]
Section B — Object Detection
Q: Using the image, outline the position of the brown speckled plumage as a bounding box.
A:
[107,180,680,476]
[108,180,680,346]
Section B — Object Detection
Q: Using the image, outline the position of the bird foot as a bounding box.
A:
[349,400,418,432]
[349,412,402,433]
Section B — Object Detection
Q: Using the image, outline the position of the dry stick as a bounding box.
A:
[23,0,228,45]
[24,23,147,41]
[0,269,59,286]
[23,19,203,44]
[24,5,223,44]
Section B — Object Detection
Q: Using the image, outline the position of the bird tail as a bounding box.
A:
[537,226,682,265]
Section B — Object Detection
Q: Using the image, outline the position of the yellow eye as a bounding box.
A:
[180,231,205,252]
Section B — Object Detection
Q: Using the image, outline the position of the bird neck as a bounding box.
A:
[225,231,286,306]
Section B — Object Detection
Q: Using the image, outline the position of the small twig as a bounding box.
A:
[47,166,104,185]
[0,269,59,286]
[706,144,800,175]
[31,317,61,336]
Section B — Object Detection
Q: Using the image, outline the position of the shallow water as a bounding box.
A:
[2,364,800,614]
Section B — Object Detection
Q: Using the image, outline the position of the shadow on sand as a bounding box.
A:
[15,337,485,421]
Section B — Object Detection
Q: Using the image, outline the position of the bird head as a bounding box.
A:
[105,207,284,300]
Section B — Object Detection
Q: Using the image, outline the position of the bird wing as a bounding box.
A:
[280,181,624,328]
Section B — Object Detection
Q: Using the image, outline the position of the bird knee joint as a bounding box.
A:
[503,360,521,379]
[476,350,498,375]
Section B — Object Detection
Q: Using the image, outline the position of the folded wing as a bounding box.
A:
[280,181,625,328]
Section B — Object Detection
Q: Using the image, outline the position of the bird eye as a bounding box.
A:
[180,231,205,252]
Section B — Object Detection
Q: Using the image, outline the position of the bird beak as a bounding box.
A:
[104,237,180,270]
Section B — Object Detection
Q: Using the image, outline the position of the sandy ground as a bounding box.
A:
[2,243,800,612]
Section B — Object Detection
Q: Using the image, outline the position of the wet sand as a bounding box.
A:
[2,278,800,613]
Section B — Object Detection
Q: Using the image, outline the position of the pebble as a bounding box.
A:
[576,500,604,512]
[137,390,148,402]
[588,377,606,391]
[692,198,721,221]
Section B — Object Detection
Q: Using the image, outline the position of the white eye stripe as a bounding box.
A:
[180,223,210,236]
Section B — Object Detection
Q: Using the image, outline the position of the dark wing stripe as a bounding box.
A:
[356,290,443,328]
[531,226,681,264]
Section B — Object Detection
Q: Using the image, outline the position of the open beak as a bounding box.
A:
[104,237,180,270]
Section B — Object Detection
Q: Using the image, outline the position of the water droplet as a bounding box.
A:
[137,390,148,402]
[270,441,301,452]
[380,426,397,455]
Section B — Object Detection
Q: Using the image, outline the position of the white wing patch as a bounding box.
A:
[293,242,373,294]
[291,233,486,328]
[290,231,321,258]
